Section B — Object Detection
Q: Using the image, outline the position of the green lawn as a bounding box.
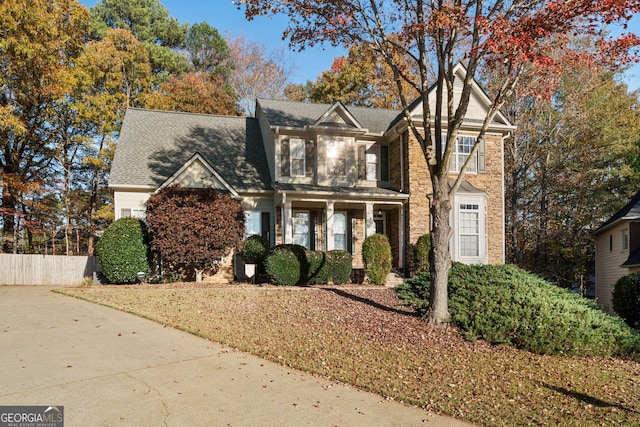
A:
[58,284,640,427]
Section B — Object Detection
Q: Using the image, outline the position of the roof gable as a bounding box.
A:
[408,63,514,130]
[312,102,363,129]
[595,191,640,234]
[158,153,238,196]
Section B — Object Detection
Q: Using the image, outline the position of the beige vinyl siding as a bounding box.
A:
[595,222,639,315]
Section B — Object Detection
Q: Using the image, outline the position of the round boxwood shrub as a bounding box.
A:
[96,217,150,284]
[362,233,392,285]
[412,233,431,275]
[264,244,309,286]
[241,234,269,264]
[613,271,640,327]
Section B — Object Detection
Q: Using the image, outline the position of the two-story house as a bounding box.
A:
[109,65,515,280]
[594,191,640,314]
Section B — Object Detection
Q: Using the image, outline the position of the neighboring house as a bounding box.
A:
[109,64,515,279]
[594,191,640,314]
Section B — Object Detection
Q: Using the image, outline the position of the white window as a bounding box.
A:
[121,208,145,220]
[358,144,389,181]
[622,228,629,250]
[326,139,346,176]
[290,138,305,177]
[459,204,480,257]
[292,211,310,248]
[452,196,486,263]
[334,212,347,251]
[245,211,261,238]
[442,135,478,173]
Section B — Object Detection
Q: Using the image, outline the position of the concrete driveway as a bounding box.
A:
[0,286,473,426]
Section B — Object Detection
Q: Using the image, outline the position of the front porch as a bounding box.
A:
[272,184,409,271]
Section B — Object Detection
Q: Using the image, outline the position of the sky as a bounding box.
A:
[79,0,640,91]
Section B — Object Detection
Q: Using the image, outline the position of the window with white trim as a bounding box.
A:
[333,212,347,251]
[451,195,486,263]
[442,135,478,173]
[121,208,146,220]
[292,211,310,249]
[290,138,306,177]
[326,139,346,176]
[622,228,629,250]
[357,144,389,181]
[245,211,261,239]
[459,204,480,257]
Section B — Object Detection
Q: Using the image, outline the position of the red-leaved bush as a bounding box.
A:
[145,186,245,280]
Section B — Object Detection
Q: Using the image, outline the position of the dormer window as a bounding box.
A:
[281,138,314,178]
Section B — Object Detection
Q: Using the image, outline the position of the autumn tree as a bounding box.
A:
[239,0,640,323]
[0,0,88,253]
[145,186,245,282]
[227,35,295,115]
[301,42,419,109]
[505,60,640,288]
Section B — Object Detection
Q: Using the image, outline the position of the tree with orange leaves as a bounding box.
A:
[237,0,640,323]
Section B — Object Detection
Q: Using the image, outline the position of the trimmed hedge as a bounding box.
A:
[96,217,150,284]
[362,233,392,285]
[613,272,640,327]
[397,263,640,358]
[241,234,269,264]
[309,250,353,285]
[412,233,431,275]
[264,245,352,286]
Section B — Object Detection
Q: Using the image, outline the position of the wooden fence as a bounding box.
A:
[0,254,98,286]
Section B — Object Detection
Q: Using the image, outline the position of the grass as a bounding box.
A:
[57,284,640,426]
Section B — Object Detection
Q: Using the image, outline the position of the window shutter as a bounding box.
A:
[380,145,389,181]
[478,137,486,173]
[280,139,290,177]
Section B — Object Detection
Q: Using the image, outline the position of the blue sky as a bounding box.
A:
[80,0,639,91]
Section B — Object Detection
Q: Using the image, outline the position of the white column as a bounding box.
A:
[283,200,292,244]
[399,203,406,269]
[365,202,375,237]
[326,201,335,251]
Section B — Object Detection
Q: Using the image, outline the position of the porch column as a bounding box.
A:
[283,200,292,244]
[326,201,335,251]
[399,203,406,269]
[365,202,375,238]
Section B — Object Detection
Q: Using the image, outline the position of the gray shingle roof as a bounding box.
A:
[596,191,640,233]
[109,108,271,192]
[257,99,402,135]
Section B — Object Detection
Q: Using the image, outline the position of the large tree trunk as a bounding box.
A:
[1,187,17,253]
[426,182,452,324]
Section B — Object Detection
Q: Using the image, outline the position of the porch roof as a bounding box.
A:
[272,183,409,201]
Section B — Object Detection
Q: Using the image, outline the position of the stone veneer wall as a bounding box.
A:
[404,132,505,266]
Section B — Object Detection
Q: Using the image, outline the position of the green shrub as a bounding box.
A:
[613,272,640,327]
[326,250,353,285]
[309,250,352,285]
[241,234,269,264]
[412,234,431,275]
[397,263,640,358]
[96,217,150,284]
[362,234,392,285]
[265,246,353,286]
[264,244,309,286]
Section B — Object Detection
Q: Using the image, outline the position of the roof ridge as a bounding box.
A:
[126,107,251,121]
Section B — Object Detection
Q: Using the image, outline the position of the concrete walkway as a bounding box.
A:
[0,286,473,426]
